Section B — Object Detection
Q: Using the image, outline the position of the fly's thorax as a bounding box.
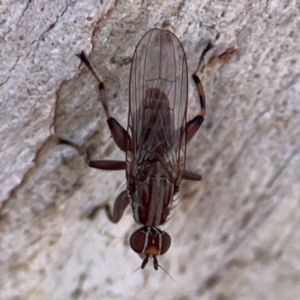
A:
[130,226,171,270]
[128,161,175,227]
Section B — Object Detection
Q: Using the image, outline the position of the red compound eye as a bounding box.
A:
[130,227,171,256]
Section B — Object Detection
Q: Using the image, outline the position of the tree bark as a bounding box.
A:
[1,0,299,299]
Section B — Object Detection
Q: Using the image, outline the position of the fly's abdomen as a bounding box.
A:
[138,88,174,155]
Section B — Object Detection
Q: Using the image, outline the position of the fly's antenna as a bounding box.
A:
[158,263,176,282]
[132,257,176,282]
[132,265,142,274]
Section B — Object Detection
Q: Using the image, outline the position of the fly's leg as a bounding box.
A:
[89,160,126,171]
[58,138,127,171]
[60,53,132,221]
[76,51,132,152]
[182,42,215,181]
[81,190,129,221]
[186,42,236,142]
[184,73,205,142]
[182,67,204,181]
[185,42,214,143]
[182,170,202,181]
[59,137,128,219]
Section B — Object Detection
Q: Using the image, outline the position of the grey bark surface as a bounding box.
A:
[1,0,299,299]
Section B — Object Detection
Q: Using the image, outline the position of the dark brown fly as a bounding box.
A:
[76,28,206,270]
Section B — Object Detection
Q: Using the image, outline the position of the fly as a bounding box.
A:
[76,28,207,270]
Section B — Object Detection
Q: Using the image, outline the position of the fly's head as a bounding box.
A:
[130,226,171,270]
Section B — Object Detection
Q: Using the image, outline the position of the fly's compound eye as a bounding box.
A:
[129,227,171,257]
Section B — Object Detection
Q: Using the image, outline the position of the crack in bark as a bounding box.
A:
[8,55,20,73]
[224,146,300,257]
[31,3,69,47]
[0,76,11,87]
[266,147,299,188]
[17,0,33,26]
[0,135,54,210]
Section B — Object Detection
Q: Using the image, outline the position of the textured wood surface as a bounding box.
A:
[1,0,299,299]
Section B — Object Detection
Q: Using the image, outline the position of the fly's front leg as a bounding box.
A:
[76,51,132,152]
[82,190,129,222]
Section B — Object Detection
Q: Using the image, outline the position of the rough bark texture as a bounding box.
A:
[1,0,299,299]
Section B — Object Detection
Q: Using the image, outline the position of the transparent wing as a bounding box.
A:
[127,29,188,184]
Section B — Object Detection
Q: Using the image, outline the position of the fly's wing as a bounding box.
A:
[127,28,188,183]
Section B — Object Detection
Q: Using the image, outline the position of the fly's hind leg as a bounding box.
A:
[76,51,131,219]
[185,41,214,142]
[182,42,215,181]
[81,190,129,222]
[76,51,132,152]
[186,41,236,142]
[185,73,206,142]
